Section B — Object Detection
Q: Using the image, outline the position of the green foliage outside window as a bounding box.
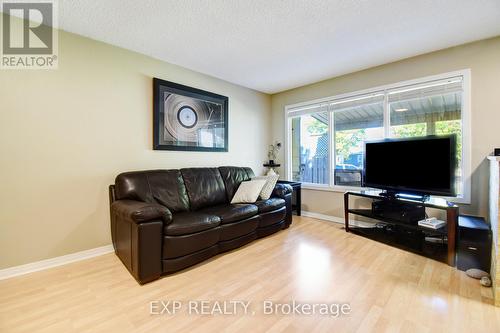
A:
[391,123,427,138]
[335,129,366,162]
[305,117,461,171]
[306,119,328,135]
[436,120,462,165]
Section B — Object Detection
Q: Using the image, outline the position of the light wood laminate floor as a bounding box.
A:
[1,216,499,333]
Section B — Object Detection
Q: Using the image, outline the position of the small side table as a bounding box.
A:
[277,180,301,216]
[263,163,281,175]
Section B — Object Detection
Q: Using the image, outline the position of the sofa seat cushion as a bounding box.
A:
[254,198,285,214]
[163,229,220,259]
[200,204,258,224]
[219,215,260,241]
[259,206,286,228]
[164,212,221,236]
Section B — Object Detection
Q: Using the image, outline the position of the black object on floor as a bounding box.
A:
[457,215,492,273]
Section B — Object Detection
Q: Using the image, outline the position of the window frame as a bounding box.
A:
[284,69,471,204]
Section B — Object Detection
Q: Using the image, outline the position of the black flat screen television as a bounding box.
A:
[363,135,457,197]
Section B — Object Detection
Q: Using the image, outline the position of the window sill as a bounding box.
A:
[299,184,471,205]
[300,184,365,193]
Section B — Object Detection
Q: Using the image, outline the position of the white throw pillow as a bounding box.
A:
[231,179,267,204]
[253,175,279,200]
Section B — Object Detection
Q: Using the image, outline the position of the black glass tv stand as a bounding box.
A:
[344,190,459,266]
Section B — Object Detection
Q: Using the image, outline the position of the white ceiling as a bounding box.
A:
[56,0,500,94]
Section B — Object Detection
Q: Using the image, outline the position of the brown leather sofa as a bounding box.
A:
[109,166,293,284]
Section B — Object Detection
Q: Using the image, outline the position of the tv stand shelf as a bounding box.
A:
[347,209,448,235]
[344,190,459,266]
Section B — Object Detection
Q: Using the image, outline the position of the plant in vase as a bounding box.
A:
[267,142,282,175]
[267,142,281,165]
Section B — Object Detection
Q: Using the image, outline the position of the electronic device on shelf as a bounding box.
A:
[372,199,425,224]
[418,217,446,229]
[363,135,457,198]
[424,236,447,244]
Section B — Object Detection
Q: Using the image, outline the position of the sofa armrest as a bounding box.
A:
[271,183,293,228]
[271,183,293,199]
[111,200,172,224]
[110,200,171,284]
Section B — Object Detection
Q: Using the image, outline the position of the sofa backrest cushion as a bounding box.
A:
[114,170,189,212]
[218,166,255,201]
[180,168,227,210]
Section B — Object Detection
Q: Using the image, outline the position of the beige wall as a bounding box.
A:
[271,37,500,219]
[0,27,271,269]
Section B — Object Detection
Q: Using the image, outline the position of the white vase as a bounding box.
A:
[266,168,277,176]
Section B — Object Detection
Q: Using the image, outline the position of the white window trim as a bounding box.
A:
[284,69,472,204]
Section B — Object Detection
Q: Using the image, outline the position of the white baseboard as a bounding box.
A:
[0,245,114,281]
[301,211,371,228]
[301,211,344,224]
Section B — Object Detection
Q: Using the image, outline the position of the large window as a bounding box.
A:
[286,71,470,202]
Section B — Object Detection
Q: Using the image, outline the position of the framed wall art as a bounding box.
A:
[153,78,228,152]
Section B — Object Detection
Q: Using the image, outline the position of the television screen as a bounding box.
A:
[363,135,457,197]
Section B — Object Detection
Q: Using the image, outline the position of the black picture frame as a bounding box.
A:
[153,78,228,152]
